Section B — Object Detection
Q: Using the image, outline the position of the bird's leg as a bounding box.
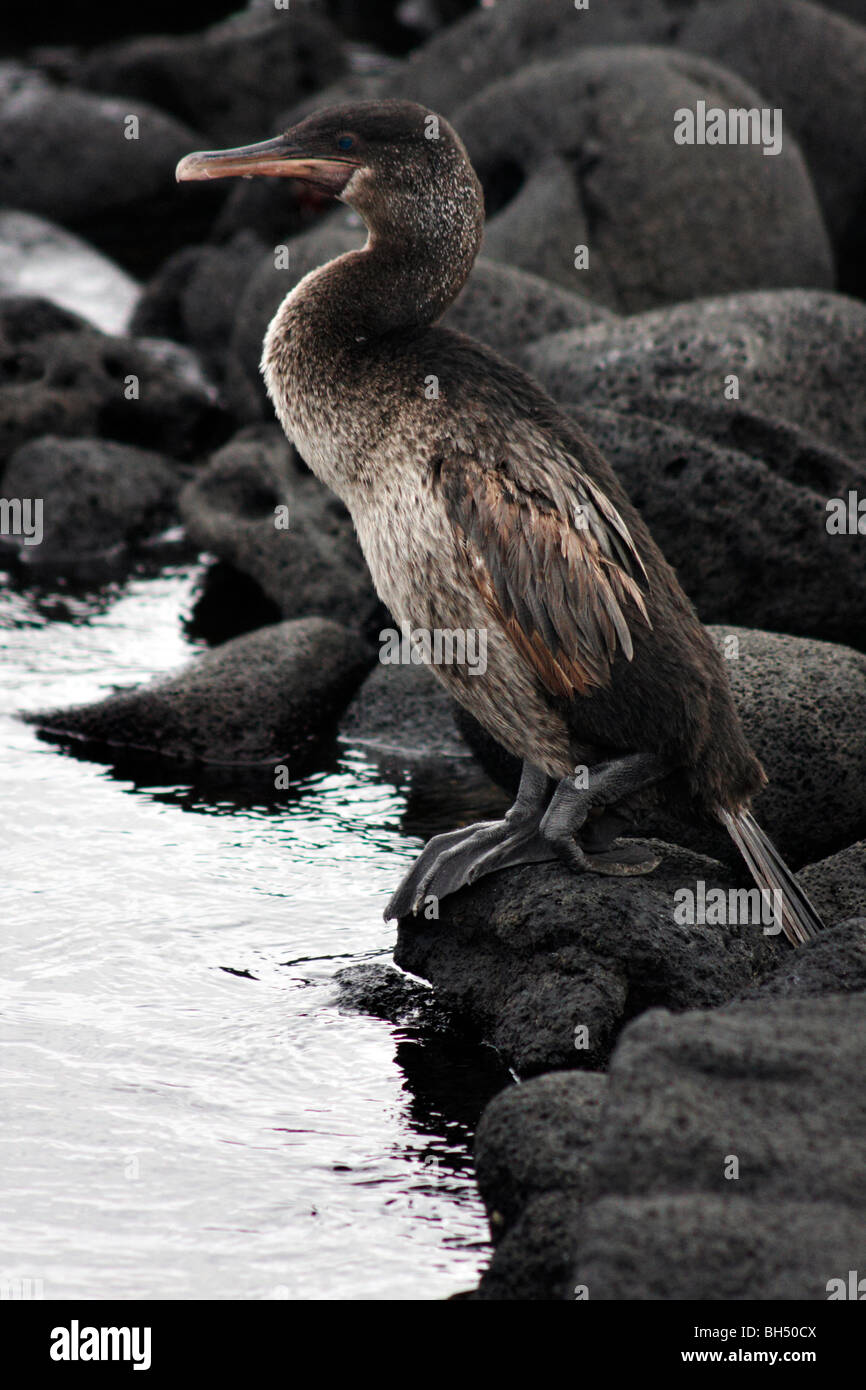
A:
[384,761,554,920]
[384,751,670,920]
[539,752,669,876]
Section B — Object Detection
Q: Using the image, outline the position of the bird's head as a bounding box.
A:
[176,99,483,249]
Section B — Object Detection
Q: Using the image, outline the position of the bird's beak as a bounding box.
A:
[175,134,361,195]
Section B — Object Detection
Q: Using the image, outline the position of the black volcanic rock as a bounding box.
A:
[0,64,220,273]
[472,993,866,1299]
[523,289,866,463]
[0,296,230,468]
[69,10,348,147]
[394,842,784,1077]
[1,435,178,565]
[286,0,676,120]
[798,841,866,927]
[475,1071,605,1232]
[563,403,866,651]
[452,48,832,305]
[179,426,379,633]
[129,232,266,382]
[472,1071,606,1300]
[339,662,469,763]
[446,258,614,356]
[24,618,372,767]
[742,914,866,1001]
[674,0,866,295]
[574,995,866,1299]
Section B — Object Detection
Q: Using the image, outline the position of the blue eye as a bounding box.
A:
[337,135,354,151]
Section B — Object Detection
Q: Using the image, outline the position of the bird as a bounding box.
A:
[176,99,826,946]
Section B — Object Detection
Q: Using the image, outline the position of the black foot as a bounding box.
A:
[383,752,670,921]
[384,816,560,921]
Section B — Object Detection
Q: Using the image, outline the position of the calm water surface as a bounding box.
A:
[1,561,508,1300]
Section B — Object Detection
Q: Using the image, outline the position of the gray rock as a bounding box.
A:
[130,232,266,382]
[523,289,866,463]
[0,212,140,335]
[1,435,178,563]
[286,0,675,121]
[743,917,866,1001]
[70,10,347,147]
[472,993,866,1299]
[24,618,372,767]
[799,841,866,926]
[819,0,866,21]
[453,48,832,304]
[563,402,866,649]
[334,962,436,1024]
[0,64,218,272]
[578,1192,866,1300]
[674,0,866,293]
[475,1072,606,1230]
[472,1072,605,1300]
[473,1190,587,1302]
[394,842,784,1077]
[446,259,615,357]
[179,426,379,632]
[575,995,866,1298]
[0,296,231,467]
[339,662,469,762]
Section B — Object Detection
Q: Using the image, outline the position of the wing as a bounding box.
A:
[437,444,652,699]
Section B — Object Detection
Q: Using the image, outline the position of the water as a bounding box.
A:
[0,561,510,1300]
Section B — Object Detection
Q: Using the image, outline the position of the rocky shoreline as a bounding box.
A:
[3,0,865,1300]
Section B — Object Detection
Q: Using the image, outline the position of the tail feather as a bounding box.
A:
[717,807,825,947]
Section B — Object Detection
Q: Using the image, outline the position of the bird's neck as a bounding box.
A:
[288,195,482,340]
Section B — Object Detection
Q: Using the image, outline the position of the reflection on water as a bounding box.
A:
[0,563,509,1300]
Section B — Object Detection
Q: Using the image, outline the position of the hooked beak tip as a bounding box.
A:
[175,153,209,182]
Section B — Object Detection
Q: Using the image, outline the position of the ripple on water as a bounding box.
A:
[1,563,508,1299]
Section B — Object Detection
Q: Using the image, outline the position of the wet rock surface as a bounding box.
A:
[0,212,140,335]
[0,63,220,274]
[339,662,468,763]
[24,617,373,768]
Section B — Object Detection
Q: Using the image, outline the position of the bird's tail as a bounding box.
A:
[717,807,825,947]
